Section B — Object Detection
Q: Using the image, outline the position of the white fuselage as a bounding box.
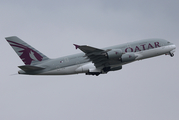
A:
[6,36,176,76]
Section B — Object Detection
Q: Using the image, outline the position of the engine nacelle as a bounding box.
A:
[121,53,136,62]
[107,49,122,59]
[110,66,122,71]
[102,66,122,72]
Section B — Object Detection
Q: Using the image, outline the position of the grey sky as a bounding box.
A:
[0,0,179,120]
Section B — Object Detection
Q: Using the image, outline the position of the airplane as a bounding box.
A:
[5,36,176,76]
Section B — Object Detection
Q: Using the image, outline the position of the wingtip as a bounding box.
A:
[73,44,80,49]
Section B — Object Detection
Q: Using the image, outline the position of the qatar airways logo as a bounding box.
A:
[125,42,160,52]
[7,40,43,65]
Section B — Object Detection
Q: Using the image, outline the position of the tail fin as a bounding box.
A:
[6,36,49,65]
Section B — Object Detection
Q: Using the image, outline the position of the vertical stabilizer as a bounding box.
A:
[6,36,49,65]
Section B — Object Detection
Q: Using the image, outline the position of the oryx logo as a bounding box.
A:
[7,40,43,65]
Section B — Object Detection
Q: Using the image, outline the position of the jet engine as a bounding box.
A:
[102,66,122,72]
[121,53,136,62]
[106,49,123,59]
[110,66,122,71]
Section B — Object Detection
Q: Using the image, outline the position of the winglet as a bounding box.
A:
[73,44,80,49]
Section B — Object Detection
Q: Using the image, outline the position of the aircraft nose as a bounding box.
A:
[172,44,176,50]
[170,42,176,49]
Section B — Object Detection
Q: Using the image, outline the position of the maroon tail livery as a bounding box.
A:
[6,36,49,65]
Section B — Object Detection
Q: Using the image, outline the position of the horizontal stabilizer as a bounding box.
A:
[18,65,45,71]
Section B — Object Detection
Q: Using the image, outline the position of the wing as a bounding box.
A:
[74,44,110,68]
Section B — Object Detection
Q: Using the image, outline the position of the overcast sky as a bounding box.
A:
[0,0,179,120]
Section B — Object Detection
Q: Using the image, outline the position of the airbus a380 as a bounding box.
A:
[6,36,176,76]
